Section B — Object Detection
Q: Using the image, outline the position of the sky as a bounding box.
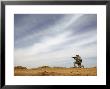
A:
[14,14,97,68]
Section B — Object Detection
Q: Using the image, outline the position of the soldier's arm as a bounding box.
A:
[72,57,77,60]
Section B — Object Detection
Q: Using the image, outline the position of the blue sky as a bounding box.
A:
[14,14,97,68]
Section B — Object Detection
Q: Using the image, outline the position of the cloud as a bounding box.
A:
[14,14,97,68]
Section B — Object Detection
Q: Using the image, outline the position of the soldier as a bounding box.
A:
[72,55,82,68]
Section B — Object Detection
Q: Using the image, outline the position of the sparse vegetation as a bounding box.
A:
[14,66,27,69]
[14,66,97,76]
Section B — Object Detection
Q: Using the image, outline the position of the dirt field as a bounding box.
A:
[14,67,97,76]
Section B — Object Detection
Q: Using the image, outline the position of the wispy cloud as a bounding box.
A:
[14,14,97,68]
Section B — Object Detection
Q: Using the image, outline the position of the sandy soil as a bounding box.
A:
[14,67,97,76]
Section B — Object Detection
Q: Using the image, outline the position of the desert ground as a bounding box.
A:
[14,66,97,76]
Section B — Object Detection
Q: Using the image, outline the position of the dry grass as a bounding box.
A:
[14,67,97,76]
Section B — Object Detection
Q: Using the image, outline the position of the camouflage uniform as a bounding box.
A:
[75,55,82,64]
[73,55,82,68]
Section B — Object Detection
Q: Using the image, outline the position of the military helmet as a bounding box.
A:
[76,55,79,56]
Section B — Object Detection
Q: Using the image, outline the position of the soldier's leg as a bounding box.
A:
[74,62,77,67]
[78,63,81,68]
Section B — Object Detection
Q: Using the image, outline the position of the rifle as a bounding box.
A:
[72,57,77,59]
